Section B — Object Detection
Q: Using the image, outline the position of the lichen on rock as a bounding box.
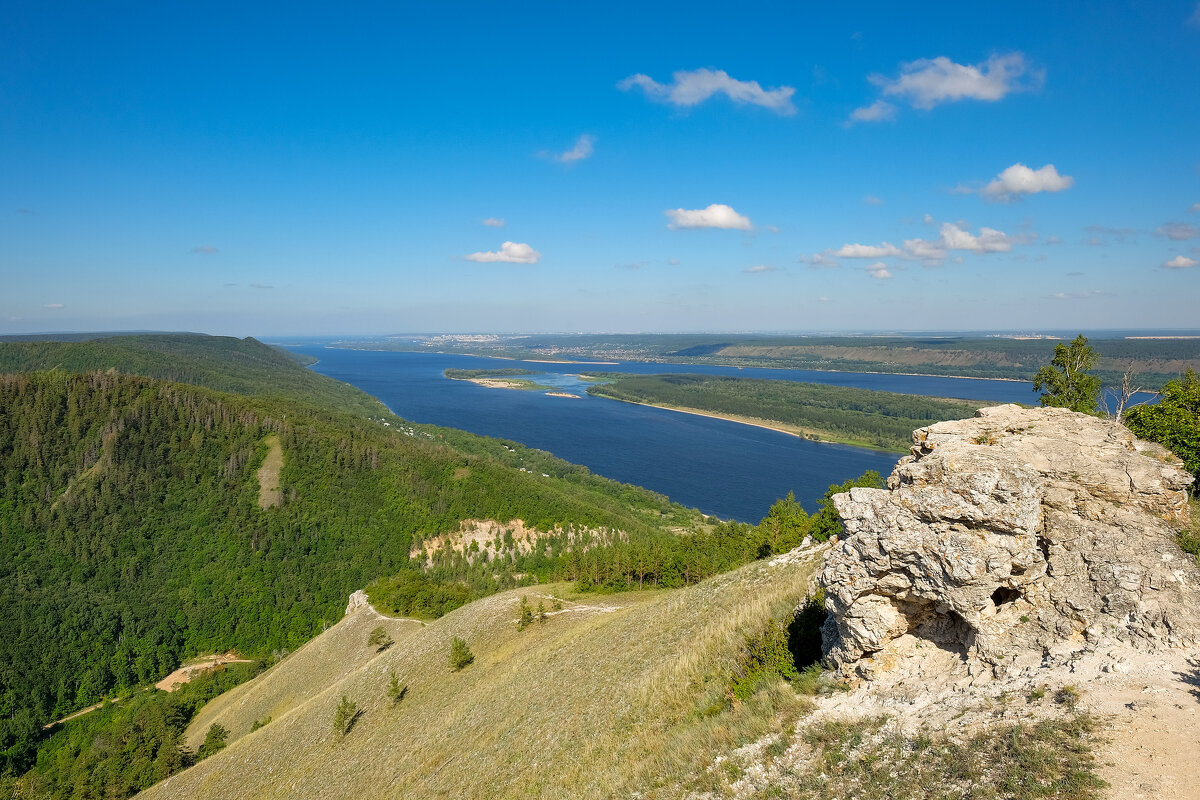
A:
[819,404,1198,679]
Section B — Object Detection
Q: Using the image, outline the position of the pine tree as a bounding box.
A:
[449,637,474,671]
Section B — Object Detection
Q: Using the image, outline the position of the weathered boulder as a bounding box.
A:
[819,404,1198,677]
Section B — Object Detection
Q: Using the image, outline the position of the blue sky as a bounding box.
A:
[3,1,1199,336]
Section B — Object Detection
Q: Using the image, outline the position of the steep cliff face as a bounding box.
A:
[819,404,1198,679]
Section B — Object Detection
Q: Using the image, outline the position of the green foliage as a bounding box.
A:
[387,672,407,706]
[586,373,982,451]
[729,619,800,701]
[14,662,256,799]
[1033,334,1102,414]
[367,626,394,652]
[197,723,228,760]
[1124,368,1200,482]
[449,637,474,671]
[443,368,539,379]
[250,716,272,731]
[810,471,885,542]
[333,696,359,736]
[516,597,534,631]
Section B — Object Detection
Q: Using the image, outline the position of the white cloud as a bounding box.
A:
[744,264,777,274]
[863,195,883,205]
[1189,203,1200,213]
[1158,221,1200,240]
[866,262,892,279]
[832,242,902,258]
[191,245,219,254]
[980,163,1074,202]
[555,134,595,163]
[1045,235,1063,245]
[43,302,65,309]
[848,99,896,123]
[667,258,681,266]
[830,219,1017,266]
[665,203,752,230]
[875,53,1042,109]
[619,68,796,115]
[1052,290,1110,300]
[482,217,505,227]
[804,252,840,267]
[852,53,1042,123]
[1164,255,1199,269]
[464,241,542,264]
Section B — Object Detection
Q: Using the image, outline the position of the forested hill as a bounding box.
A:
[0,334,382,417]
[0,366,699,776]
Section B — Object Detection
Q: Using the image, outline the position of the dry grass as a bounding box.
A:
[255,433,283,509]
[141,548,827,800]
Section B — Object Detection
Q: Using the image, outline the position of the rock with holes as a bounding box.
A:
[819,404,1198,678]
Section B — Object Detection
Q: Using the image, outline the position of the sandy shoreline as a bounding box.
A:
[593,395,903,453]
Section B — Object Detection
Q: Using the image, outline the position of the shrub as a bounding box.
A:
[367,626,394,652]
[1124,368,1200,482]
[516,597,533,631]
[250,716,272,731]
[387,672,407,706]
[197,723,228,759]
[333,695,359,736]
[729,619,800,701]
[449,637,474,671]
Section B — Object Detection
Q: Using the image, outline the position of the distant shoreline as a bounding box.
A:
[591,394,905,454]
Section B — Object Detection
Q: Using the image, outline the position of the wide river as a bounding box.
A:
[289,344,1036,522]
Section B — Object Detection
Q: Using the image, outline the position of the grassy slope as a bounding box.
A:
[142,551,827,800]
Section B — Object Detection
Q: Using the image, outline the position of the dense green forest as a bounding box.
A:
[0,359,701,780]
[584,373,981,451]
[0,334,383,417]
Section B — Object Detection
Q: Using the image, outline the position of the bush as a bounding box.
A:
[197,723,228,759]
[449,637,474,671]
[333,696,359,736]
[729,619,800,701]
[1124,368,1200,482]
[387,672,407,706]
[367,626,394,652]
[250,716,272,731]
[516,597,533,631]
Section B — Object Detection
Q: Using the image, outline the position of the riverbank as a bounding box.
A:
[590,393,906,453]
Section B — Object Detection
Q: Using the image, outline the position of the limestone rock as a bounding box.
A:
[345,589,369,616]
[819,404,1198,677]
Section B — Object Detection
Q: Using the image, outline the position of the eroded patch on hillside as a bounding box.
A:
[409,518,623,567]
[256,433,283,509]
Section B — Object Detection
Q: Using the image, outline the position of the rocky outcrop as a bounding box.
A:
[819,404,1198,678]
[345,589,369,616]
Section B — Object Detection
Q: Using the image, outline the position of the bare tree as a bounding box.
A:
[1102,362,1155,423]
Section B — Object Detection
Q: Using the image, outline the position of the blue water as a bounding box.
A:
[289,345,1038,522]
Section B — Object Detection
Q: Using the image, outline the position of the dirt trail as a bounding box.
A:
[155,653,253,692]
[256,433,282,509]
[1093,654,1200,799]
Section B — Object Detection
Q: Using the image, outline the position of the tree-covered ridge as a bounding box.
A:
[0,370,700,775]
[0,334,383,417]
[584,373,981,451]
[443,368,540,379]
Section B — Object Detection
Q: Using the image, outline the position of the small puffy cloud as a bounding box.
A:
[1158,221,1200,241]
[43,302,65,309]
[936,221,1013,253]
[1164,255,1199,269]
[667,258,681,266]
[465,241,542,264]
[482,217,505,227]
[555,134,595,163]
[865,262,892,279]
[803,252,840,268]
[980,163,1074,202]
[665,203,752,230]
[191,245,219,254]
[1045,235,1063,245]
[832,242,902,258]
[619,68,796,115]
[863,195,883,205]
[764,225,780,233]
[873,53,1042,109]
[744,264,777,274]
[848,99,896,123]
[1189,203,1200,213]
[1052,290,1110,300]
